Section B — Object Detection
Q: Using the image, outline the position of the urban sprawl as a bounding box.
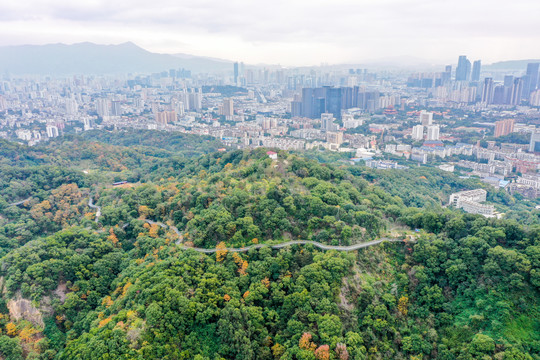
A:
[1,56,540,216]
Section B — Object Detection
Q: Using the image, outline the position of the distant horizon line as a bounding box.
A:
[1,41,540,69]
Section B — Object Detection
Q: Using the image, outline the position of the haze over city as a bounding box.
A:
[1,0,540,66]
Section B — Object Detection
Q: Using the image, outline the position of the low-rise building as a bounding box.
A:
[449,189,495,217]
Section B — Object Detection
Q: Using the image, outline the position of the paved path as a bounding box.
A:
[88,197,101,223]
[140,219,401,252]
[145,219,184,243]
[88,196,403,252]
[178,237,402,253]
[7,197,32,207]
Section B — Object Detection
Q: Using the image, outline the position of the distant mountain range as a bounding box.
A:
[0,42,538,75]
[0,42,234,75]
[483,59,540,71]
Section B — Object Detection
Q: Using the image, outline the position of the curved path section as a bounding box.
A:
[145,219,183,240]
[179,237,403,253]
[88,197,101,223]
[87,196,404,253]
[145,217,402,253]
[7,197,32,207]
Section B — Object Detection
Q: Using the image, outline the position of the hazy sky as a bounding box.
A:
[0,0,539,66]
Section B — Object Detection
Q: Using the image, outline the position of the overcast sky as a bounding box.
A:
[0,0,539,66]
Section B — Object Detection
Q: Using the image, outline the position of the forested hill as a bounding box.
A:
[0,133,538,359]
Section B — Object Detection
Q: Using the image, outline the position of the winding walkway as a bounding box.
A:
[7,197,32,207]
[87,196,404,253]
[88,197,101,223]
[178,237,402,253]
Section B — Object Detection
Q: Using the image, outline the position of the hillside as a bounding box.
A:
[484,59,540,71]
[0,132,538,359]
[0,42,233,75]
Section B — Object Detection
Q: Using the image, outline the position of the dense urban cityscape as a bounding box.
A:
[2,54,540,215]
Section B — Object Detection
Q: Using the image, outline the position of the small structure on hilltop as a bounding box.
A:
[266,151,278,160]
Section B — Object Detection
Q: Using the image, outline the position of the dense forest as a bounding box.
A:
[0,131,538,359]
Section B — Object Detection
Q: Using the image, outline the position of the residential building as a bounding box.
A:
[449,189,494,217]
[419,110,433,126]
[494,119,515,137]
[412,125,424,140]
[426,125,440,141]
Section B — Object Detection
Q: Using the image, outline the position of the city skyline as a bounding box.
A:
[0,0,539,66]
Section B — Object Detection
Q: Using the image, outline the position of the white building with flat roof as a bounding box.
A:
[426,125,440,141]
[449,189,495,217]
[412,125,424,140]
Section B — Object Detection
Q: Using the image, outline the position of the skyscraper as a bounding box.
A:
[525,63,539,99]
[325,87,342,119]
[456,56,471,81]
[233,62,239,85]
[291,98,302,118]
[510,78,523,105]
[301,88,315,118]
[492,85,506,105]
[471,60,481,82]
[481,78,494,104]
[442,65,452,83]
[503,75,515,104]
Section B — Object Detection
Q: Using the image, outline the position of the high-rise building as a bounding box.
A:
[412,125,424,140]
[155,111,177,125]
[233,62,239,85]
[510,78,523,105]
[456,55,471,81]
[321,113,337,131]
[301,88,315,118]
[525,63,539,99]
[481,78,494,104]
[111,101,122,116]
[492,85,506,105]
[471,60,481,82]
[426,125,440,140]
[188,89,202,111]
[419,110,433,126]
[298,86,380,119]
[529,132,540,152]
[325,87,342,119]
[221,98,234,119]
[96,98,110,117]
[530,89,540,107]
[442,65,452,83]
[503,75,515,104]
[504,75,514,87]
[291,100,302,117]
[46,125,59,138]
[65,98,78,115]
[494,119,515,137]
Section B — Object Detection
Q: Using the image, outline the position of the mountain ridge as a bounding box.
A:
[0,42,233,75]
